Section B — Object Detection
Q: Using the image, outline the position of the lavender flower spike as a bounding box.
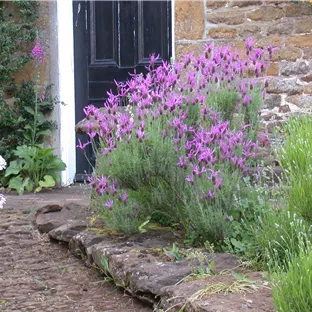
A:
[31,40,45,64]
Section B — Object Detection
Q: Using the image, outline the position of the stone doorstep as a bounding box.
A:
[35,204,273,311]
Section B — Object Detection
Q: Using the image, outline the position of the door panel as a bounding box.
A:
[74,1,172,178]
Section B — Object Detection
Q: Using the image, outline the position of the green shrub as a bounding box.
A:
[4,145,66,195]
[83,41,267,244]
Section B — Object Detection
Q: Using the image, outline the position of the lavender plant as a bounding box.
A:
[79,39,270,243]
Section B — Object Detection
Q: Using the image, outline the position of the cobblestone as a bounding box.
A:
[0,186,152,312]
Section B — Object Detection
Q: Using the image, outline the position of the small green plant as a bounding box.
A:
[100,256,114,283]
[163,243,185,262]
[0,82,59,163]
[4,145,66,195]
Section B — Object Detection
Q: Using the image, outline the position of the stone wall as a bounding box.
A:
[175,0,312,131]
[9,1,51,89]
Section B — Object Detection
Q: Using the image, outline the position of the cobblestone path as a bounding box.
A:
[0,186,152,312]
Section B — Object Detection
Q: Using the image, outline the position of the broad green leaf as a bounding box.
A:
[5,160,21,177]
[8,176,25,195]
[24,106,35,115]
[38,175,55,188]
[34,186,42,193]
[23,131,31,141]
[35,129,52,138]
[24,125,33,130]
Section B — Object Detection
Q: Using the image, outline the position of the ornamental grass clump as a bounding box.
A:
[271,234,312,312]
[79,39,270,243]
[278,116,312,221]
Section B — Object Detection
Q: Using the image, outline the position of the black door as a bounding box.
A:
[73,1,172,180]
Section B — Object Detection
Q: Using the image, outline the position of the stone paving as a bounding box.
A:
[0,185,152,312]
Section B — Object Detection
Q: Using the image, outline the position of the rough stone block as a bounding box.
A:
[175,1,205,40]
[266,78,303,95]
[230,1,262,8]
[265,0,289,5]
[285,3,312,17]
[280,61,310,76]
[286,95,312,107]
[301,74,312,83]
[206,1,228,9]
[267,21,294,35]
[208,26,238,39]
[238,24,261,37]
[207,10,245,25]
[264,94,282,109]
[255,36,282,49]
[267,62,279,76]
[246,6,284,21]
[286,35,312,48]
[304,84,312,94]
[271,47,302,62]
[303,47,312,60]
[295,18,312,34]
[175,43,206,59]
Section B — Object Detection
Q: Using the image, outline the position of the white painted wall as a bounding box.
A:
[56,0,76,185]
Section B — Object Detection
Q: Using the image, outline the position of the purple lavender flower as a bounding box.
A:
[76,139,91,151]
[31,40,45,63]
[104,199,113,211]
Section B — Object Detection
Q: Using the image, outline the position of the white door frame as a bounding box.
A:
[56,0,175,185]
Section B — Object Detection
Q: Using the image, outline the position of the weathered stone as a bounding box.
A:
[247,6,284,21]
[303,47,312,60]
[285,3,312,17]
[48,221,87,243]
[280,61,310,76]
[264,94,282,109]
[230,1,262,8]
[207,10,245,25]
[278,105,291,113]
[175,43,206,59]
[301,74,312,83]
[255,36,282,49]
[69,230,111,263]
[266,78,303,95]
[267,21,294,35]
[159,272,273,312]
[266,120,286,133]
[92,240,241,305]
[265,0,289,5]
[175,1,205,40]
[35,203,89,233]
[239,24,261,37]
[208,26,238,39]
[267,62,279,76]
[271,47,302,62]
[262,112,277,121]
[286,95,312,107]
[295,18,312,34]
[286,35,312,48]
[304,84,312,94]
[206,1,227,9]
